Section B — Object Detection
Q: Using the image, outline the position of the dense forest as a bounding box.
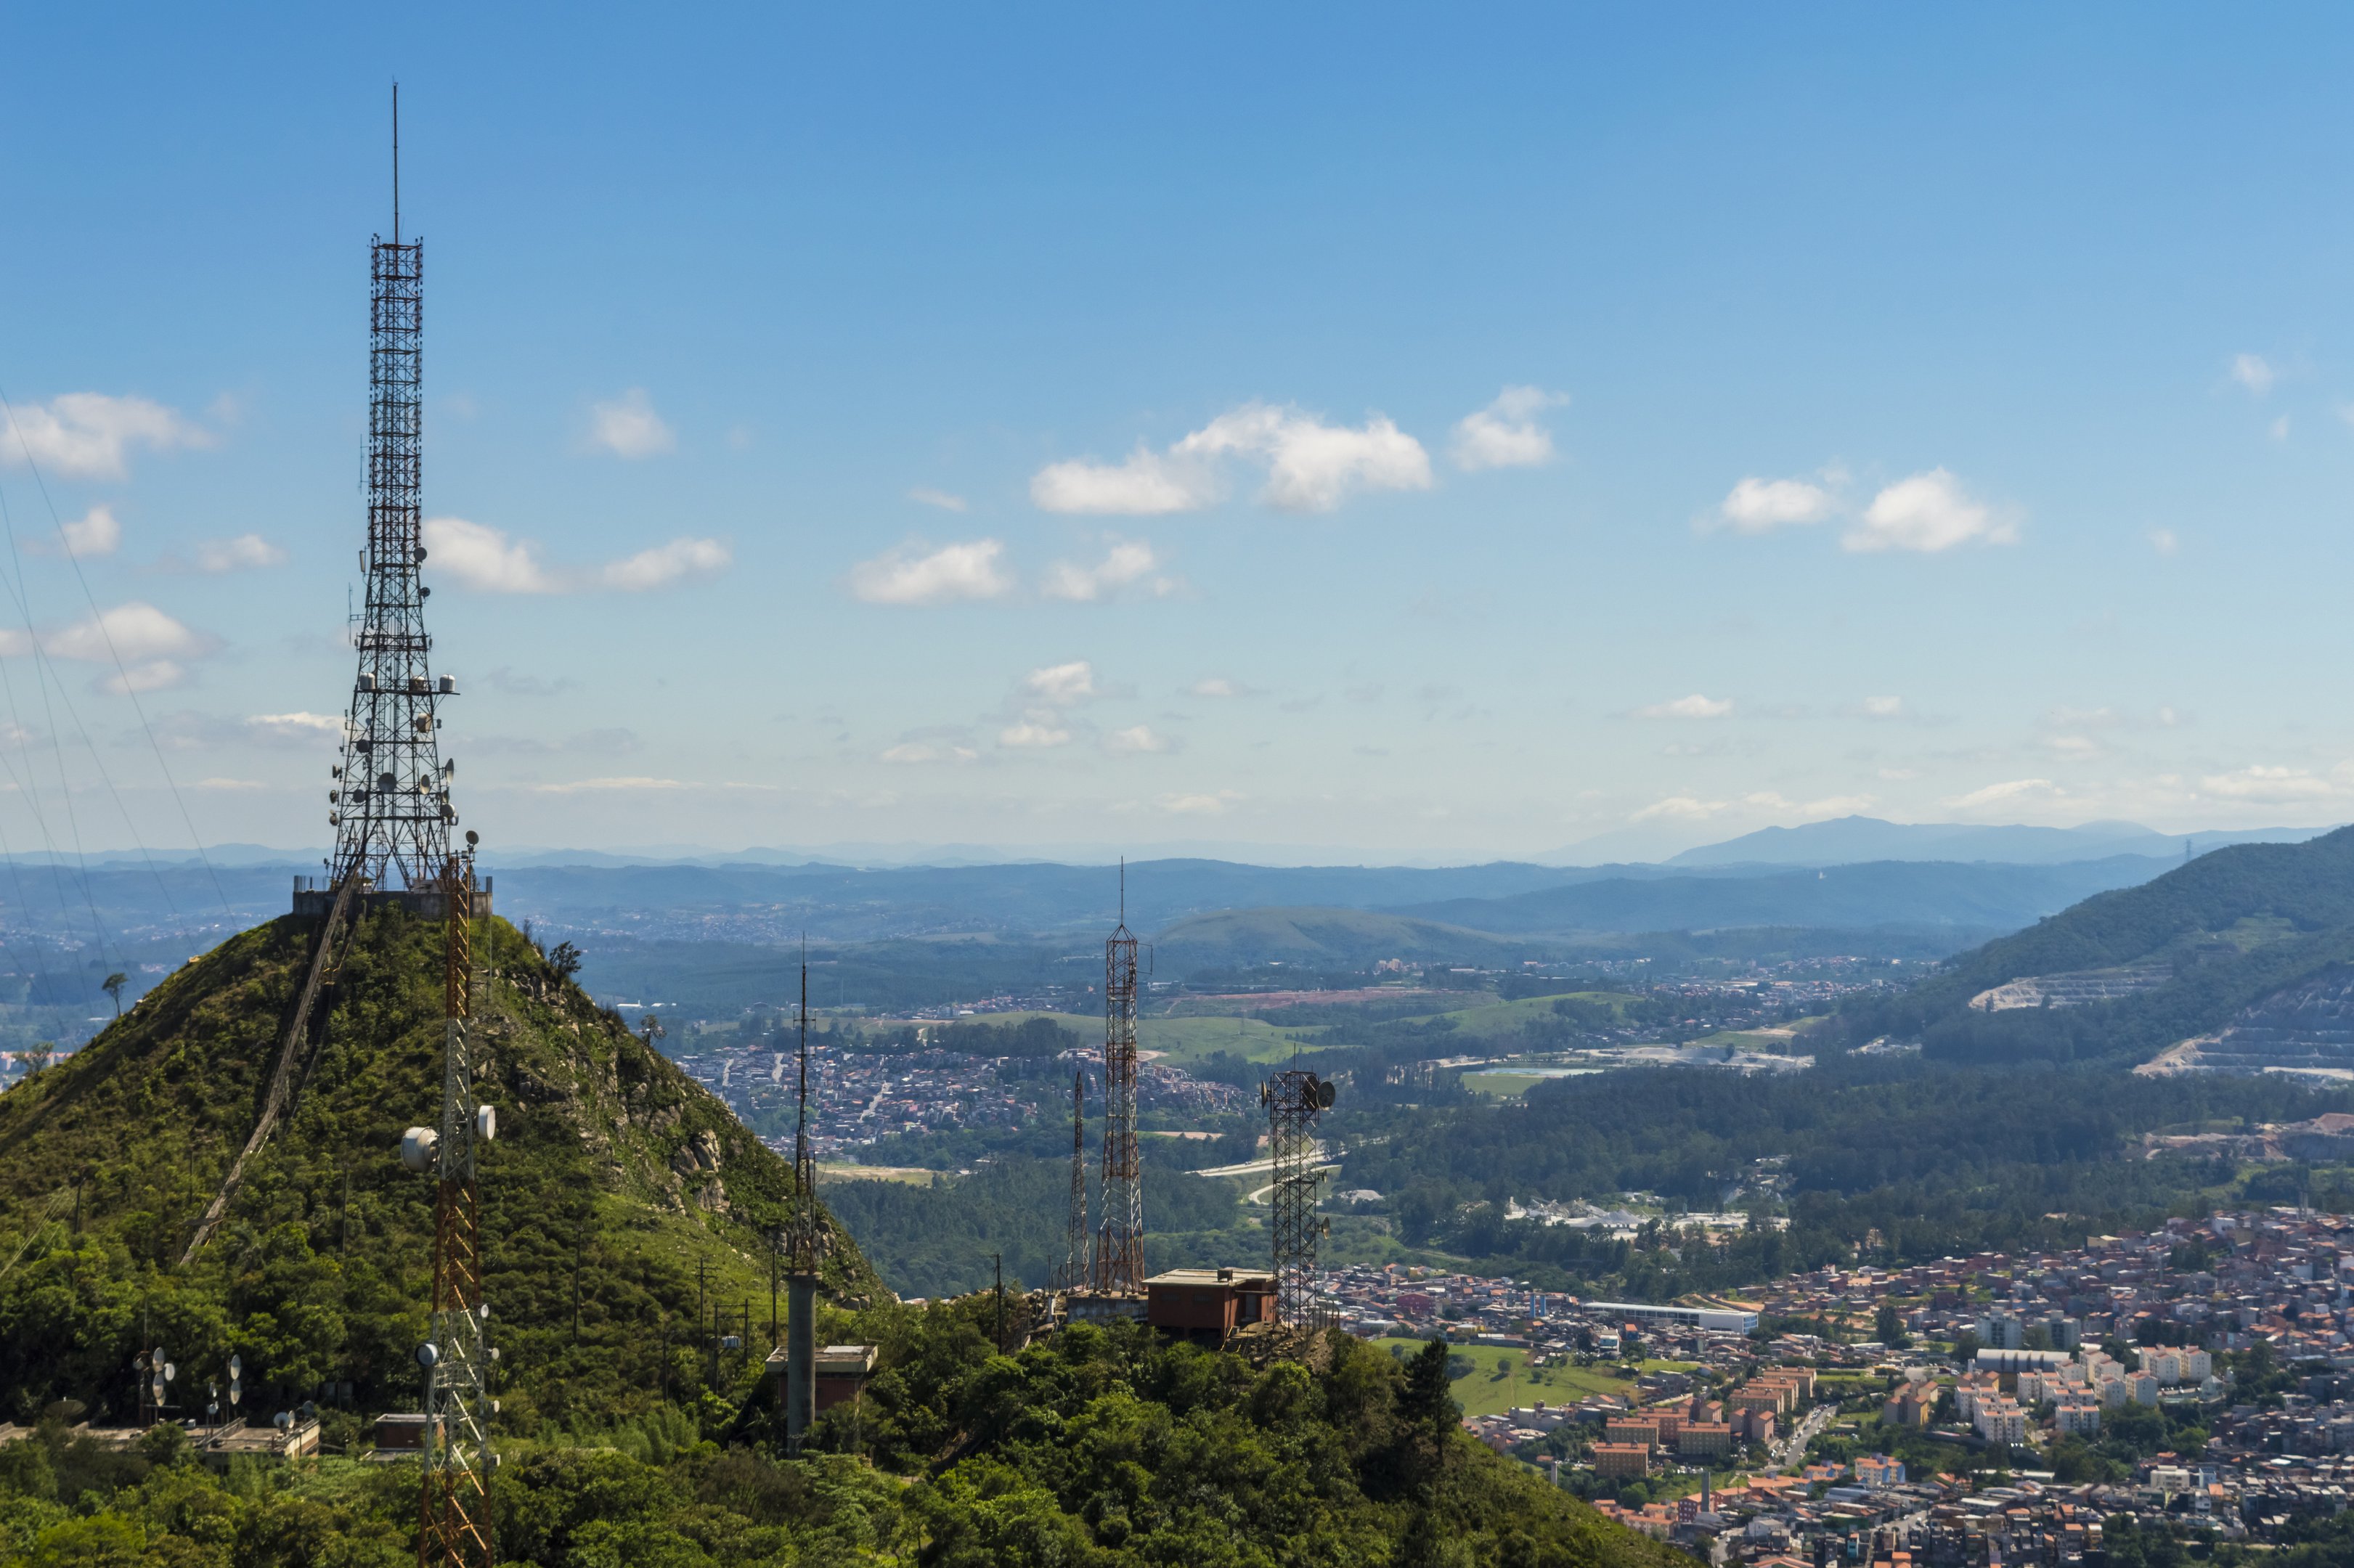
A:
[0,1303,1687,1568]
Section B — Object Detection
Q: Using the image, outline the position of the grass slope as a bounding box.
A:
[0,906,873,1429]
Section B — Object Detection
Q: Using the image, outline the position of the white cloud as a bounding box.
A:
[1104,725,1168,754]
[847,539,1011,605]
[908,488,968,513]
[1451,385,1566,471]
[106,660,186,694]
[44,601,204,665]
[1633,694,1734,720]
[1039,539,1172,602]
[1844,469,2016,552]
[527,776,689,794]
[51,506,121,558]
[1022,661,1099,706]
[2200,765,2336,802]
[424,517,559,593]
[598,536,730,591]
[0,393,211,479]
[587,389,675,459]
[1946,777,2058,811]
[998,718,1073,748]
[2149,528,2178,556]
[1632,795,1727,822]
[1859,695,1905,719]
[879,741,977,764]
[424,516,730,595]
[247,711,346,744]
[195,534,288,572]
[1032,401,1433,515]
[2231,353,2276,394]
[1189,677,1253,698]
[1717,476,1833,534]
[1160,790,1239,815]
[2045,735,2102,759]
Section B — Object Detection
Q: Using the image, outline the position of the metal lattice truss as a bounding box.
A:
[1093,927,1143,1294]
[420,858,493,1568]
[331,235,456,891]
[1266,1067,1329,1331]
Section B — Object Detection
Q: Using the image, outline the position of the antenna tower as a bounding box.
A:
[1092,863,1144,1294]
[1061,1071,1087,1291]
[783,954,826,1453]
[1264,1055,1333,1332]
[331,82,457,892]
[420,839,493,1567]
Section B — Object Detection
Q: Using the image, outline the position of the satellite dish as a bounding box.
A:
[163,1363,176,1382]
[465,830,478,846]
[415,1343,439,1370]
[228,1355,242,1378]
[1319,1081,1336,1110]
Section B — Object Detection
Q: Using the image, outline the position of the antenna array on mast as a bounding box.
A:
[1091,862,1144,1295]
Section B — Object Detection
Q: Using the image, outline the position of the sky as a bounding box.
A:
[4,6,2354,865]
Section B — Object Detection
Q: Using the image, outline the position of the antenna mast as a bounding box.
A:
[1063,1071,1088,1291]
[330,86,456,893]
[783,949,825,1453]
[1265,1053,1333,1336]
[1092,860,1144,1295]
[419,838,493,1567]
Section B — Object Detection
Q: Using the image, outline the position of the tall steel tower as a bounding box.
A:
[417,842,493,1567]
[783,959,826,1455]
[1092,873,1143,1296]
[330,87,457,891]
[1059,1071,1087,1291]
[1265,1061,1333,1331]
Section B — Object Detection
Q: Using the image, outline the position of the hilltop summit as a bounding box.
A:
[0,906,869,1428]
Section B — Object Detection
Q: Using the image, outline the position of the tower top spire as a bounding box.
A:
[391,82,400,245]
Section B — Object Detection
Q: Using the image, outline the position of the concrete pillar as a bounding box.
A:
[785,1272,816,1453]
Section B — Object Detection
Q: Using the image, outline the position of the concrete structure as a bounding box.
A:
[1144,1267,1276,1344]
[1583,1299,1759,1334]
[1592,1442,1652,1479]
[814,1344,877,1413]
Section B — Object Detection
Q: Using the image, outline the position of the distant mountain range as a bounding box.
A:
[1658,815,2330,868]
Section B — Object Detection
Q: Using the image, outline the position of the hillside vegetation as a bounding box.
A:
[1834,825,2354,1064]
[0,906,868,1430]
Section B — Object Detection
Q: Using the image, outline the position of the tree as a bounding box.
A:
[101,973,126,1016]
[549,941,583,981]
[1874,1303,1910,1349]
[1400,1338,1458,1433]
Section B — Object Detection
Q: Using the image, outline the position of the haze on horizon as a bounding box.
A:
[3,7,2353,865]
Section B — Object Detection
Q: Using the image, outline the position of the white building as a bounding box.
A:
[2053,1400,2101,1437]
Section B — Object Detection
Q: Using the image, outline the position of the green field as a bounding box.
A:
[946,1009,1334,1067]
[1419,990,1648,1043]
[1372,1339,1699,1420]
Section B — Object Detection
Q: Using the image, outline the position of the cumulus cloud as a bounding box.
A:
[2231,354,2276,395]
[908,488,968,512]
[1039,539,1173,602]
[587,389,675,458]
[423,517,729,595]
[1633,694,1735,720]
[1717,476,1835,534]
[247,711,347,745]
[1451,385,1566,471]
[847,539,1011,606]
[1104,725,1168,754]
[12,601,213,693]
[1023,661,1100,706]
[527,776,689,794]
[1858,695,1906,719]
[0,393,211,479]
[1945,777,2058,811]
[999,719,1073,748]
[1189,677,1252,698]
[1632,795,1727,822]
[1032,401,1432,515]
[1160,790,1239,815]
[879,741,977,764]
[2200,765,2336,801]
[1844,469,2016,552]
[598,536,730,591]
[196,534,288,571]
[47,506,121,558]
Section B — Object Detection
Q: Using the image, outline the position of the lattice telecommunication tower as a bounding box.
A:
[1091,873,1144,1295]
[782,959,828,1454]
[419,843,493,1567]
[330,86,458,891]
[1264,1062,1334,1331]
[1059,1071,1087,1291]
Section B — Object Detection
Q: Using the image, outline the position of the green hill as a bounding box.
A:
[1838,825,2354,1066]
[1152,905,1540,973]
[0,905,871,1430]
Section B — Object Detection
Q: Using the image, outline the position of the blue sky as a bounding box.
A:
[2,6,2353,863]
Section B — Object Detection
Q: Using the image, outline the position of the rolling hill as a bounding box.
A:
[1836,825,2354,1067]
[0,905,869,1428]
